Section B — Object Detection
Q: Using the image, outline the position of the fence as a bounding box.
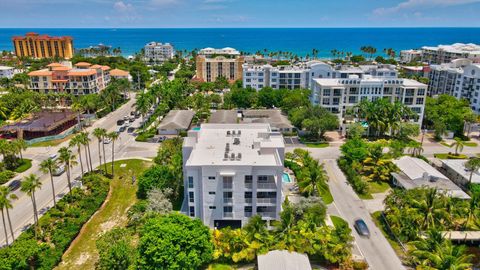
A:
[26,127,78,145]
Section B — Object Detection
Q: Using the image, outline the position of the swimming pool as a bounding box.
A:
[192,127,201,131]
[282,172,292,183]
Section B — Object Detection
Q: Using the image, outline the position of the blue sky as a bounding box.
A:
[1,0,480,28]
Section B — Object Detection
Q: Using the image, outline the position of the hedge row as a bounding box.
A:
[337,158,368,195]
[0,173,110,270]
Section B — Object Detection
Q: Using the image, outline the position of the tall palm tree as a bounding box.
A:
[412,188,448,230]
[69,135,85,175]
[20,174,42,227]
[13,139,27,161]
[58,147,77,194]
[107,132,119,177]
[93,128,106,170]
[0,186,17,245]
[465,157,480,184]
[80,132,93,172]
[40,158,59,206]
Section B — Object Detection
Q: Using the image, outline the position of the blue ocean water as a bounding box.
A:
[1,28,480,58]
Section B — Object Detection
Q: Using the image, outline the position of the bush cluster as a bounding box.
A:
[0,173,109,270]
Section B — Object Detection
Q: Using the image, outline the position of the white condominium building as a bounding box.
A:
[182,123,285,229]
[336,64,398,79]
[453,63,480,113]
[144,42,175,63]
[311,76,427,126]
[428,59,471,96]
[400,49,422,63]
[0,66,15,79]
[422,43,480,64]
[242,61,335,90]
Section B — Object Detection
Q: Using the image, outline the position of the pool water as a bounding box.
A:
[192,127,201,131]
[282,172,292,183]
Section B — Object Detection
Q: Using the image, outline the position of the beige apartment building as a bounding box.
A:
[196,47,244,82]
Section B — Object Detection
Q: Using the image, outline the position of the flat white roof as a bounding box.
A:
[422,43,480,54]
[312,78,427,88]
[258,250,311,270]
[184,123,284,167]
[442,159,480,184]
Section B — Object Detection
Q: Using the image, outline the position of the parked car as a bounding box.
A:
[7,180,21,192]
[119,126,127,132]
[158,136,167,142]
[117,119,125,126]
[124,115,130,120]
[130,111,135,116]
[53,165,65,176]
[129,117,135,122]
[103,138,112,144]
[49,153,58,160]
[353,219,370,237]
[127,127,135,133]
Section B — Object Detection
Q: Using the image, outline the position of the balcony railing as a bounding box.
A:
[257,198,277,204]
[245,183,253,189]
[245,198,252,204]
[258,212,276,218]
[245,212,253,218]
[223,183,233,189]
[257,183,277,189]
[223,198,233,204]
[224,212,233,218]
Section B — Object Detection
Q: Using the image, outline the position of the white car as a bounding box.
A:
[103,138,112,144]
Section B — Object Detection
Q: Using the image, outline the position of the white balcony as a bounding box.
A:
[257,198,276,204]
[257,183,277,189]
[223,212,233,218]
[258,212,276,218]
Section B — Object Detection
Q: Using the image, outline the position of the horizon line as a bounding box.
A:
[2,26,480,29]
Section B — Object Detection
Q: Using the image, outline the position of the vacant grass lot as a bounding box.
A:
[29,134,74,147]
[56,159,151,270]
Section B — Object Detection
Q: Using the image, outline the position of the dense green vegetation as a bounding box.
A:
[381,188,479,269]
[0,173,109,270]
[424,95,476,139]
[0,139,29,184]
[285,149,333,204]
[213,199,352,266]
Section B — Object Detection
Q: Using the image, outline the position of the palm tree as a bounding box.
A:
[93,128,106,171]
[13,139,27,161]
[40,158,59,206]
[107,131,119,177]
[20,174,42,227]
[80,132,93,172]
[0,186,18,245]
[465,158,480,184]
[69,135,85,175]
[450,137,465,156]
[58,147,77,194]
[412,188,447,230]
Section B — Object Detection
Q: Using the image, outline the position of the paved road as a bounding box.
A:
[0,93,158,245]
[323,159,405,270]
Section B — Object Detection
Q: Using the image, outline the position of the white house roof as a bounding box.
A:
[158,110,195,130]
[441,159,480,184]
[392,156,470,199]
[257,250,311,270]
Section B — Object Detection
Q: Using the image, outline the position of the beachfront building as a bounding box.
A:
[0,66,15,79]
[110,68,132,81]
[12,32,74,59]
[144,42,175,63]
[335,64,398,79]
[242,61,334,90]
[196,47,244,82]
[209,109,294,133]
[400,49,422,63]
[428,59,471,96]
[27,62,126,95]
[422,43,480,64]
[311,76,427,126]
[182,123,285,228]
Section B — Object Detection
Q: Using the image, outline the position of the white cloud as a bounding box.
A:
[150,0,180,6]
[374,0,480,15]
[113,1,134,12]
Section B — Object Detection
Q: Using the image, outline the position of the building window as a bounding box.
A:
[209,206,216,209]
[189,191,194,203]
[323,89,331,96]
[223,192,233,203]
[188,176,194,188]
[416,98,424,105]
[209,191,216,195]
[224,206,233,217]
[223,176,233,189]
[189,206,195,217]
[208,176,216,180]
[417,89,425,96]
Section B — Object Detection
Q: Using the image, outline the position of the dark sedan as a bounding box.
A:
[8,180,21,192]
[354,219,370,237]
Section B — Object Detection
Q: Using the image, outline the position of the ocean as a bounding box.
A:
[1,28,480,58]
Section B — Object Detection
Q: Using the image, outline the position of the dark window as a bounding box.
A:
[189,191,194,203]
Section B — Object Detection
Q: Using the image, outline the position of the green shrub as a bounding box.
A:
[0,173,109,270]
[0,170,15,185]
[338,158,369,195]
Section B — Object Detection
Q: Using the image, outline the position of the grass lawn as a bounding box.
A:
[305,142,329,148]
[208,264,234,270]
[330,215,348,229]
[464,142,478,147]
[56,159,151,270]
[14,158,32,173]
[434,153,469,159]
[371,211,407,261]
[358,193,374,200]
[440,141,451,147]
[29,134,74,147]
[368,181,391,194]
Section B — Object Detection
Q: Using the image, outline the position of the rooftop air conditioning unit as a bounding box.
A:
[230,153,235,160]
